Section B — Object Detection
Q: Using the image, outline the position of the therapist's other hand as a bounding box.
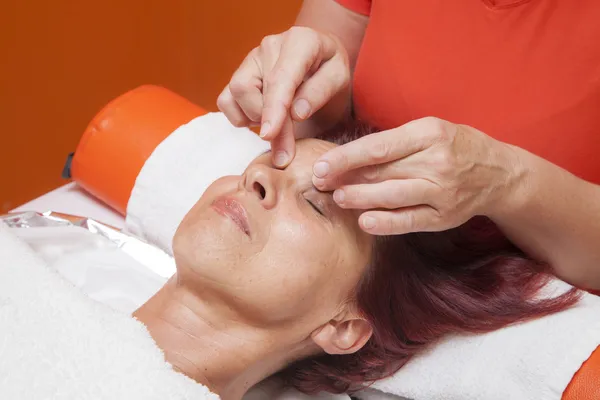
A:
[313,117,523,235]
[217,26,350,168]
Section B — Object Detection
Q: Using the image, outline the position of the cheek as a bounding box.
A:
[269,217,333,270]
[255,217,341,304]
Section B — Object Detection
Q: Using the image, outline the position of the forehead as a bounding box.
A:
[292,139,337,166]
[254,139,336,168]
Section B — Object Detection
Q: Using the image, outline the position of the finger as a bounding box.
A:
[269,115,296,168]
[228,49,265,123]
[359,207,441,235]
[312,173,351,193]
[290,54,349,121]
[261,28,338,140]
[318,146,459,191]
[314,159,409,191]
[217,85,252,127]
[312,125,432,181]
[333,179,438,210]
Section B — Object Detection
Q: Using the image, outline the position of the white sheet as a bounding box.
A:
[0,221,219,400]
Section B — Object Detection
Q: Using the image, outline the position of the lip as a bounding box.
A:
[211,196,251,237]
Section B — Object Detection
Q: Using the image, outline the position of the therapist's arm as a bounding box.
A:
[491,147,600,289]
[293,0,369,138]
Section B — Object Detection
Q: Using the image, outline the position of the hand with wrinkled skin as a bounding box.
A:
[312,117,523,235]
[217,26,351,168]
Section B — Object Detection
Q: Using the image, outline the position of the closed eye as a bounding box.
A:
[307,199,324,216]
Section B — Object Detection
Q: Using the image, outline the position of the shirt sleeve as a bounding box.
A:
[334,0,372,16]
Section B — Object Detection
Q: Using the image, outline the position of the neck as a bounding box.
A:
[133,278,316,400]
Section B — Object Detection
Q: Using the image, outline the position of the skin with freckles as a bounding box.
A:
[134,139,374,400]
[175,139,372,326]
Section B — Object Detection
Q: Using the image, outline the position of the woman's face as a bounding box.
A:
[173,139,373,335]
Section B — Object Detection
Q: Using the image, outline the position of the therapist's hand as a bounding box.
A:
[312,117,524,235]
[217,27,350,168]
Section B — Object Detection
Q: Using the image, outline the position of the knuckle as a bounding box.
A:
[402,212,418,232]
[385,214,399,233]
[420,116,444,130]
[432,118,457,143]
[287,26,303,35]
[260,34,280,50]
[338,154,351,170]
[228,78,249,98]
[287,26,314,39]
[439,122,458,143]
[366,141,391,163]
[287,27,322,58]
[421,115,442,126]
[361,165,380,183]
[248,47,260,58]
[419,116,452,141]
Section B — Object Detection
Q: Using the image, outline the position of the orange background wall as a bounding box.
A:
[1,0,302,213]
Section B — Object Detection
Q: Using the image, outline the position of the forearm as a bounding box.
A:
[490,146,600,289]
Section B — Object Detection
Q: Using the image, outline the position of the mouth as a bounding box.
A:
[211,196,251,237]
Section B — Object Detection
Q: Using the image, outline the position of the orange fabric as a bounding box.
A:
[336,0,371,16]
[337,0,600,184]
[563,346,600,400]
[71,85,206,215]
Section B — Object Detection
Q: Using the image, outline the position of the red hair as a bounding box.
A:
[280,122,580,394]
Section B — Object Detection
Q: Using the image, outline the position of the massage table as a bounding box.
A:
[12,85,600,400]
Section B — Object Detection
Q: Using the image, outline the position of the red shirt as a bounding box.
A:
[336,0,600,183]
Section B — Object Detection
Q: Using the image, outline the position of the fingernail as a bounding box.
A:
[260,122,271,138]
[293,99,311,120]
[333,189,345,204]
[274,151,289,167]
[362,216,377,230]
[312,176,325,188]
[313,161,330,178]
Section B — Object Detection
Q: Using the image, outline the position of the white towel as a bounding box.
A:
[0,222,219,400]
[355,281,600,400]
[125,112,270,255]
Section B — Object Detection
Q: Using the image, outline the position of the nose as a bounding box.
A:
[243,164,278,209]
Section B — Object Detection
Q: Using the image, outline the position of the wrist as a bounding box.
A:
[484,141,534,222]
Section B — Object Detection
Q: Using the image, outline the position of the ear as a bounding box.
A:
[311,316,373,355]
